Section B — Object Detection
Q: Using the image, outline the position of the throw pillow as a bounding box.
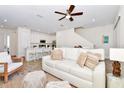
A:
[87,52,101,61]
[77,52,87,67]
[85,53,100,70]
[51,49,63,60]
[7,55,12,64]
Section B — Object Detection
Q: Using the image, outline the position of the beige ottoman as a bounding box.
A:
[22,71,46,88]
[46,81,72,88]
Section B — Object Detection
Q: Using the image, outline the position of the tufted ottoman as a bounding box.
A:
[46,81,72,88]
[22,71,46,88]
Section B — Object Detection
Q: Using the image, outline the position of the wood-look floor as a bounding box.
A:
[0,59,124,88]
[0,61,60,88]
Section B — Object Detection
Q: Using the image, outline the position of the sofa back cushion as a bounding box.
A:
[0,52,12,64]
[55,48,80,61]
[51,49,63,60]
[55,48,105,62]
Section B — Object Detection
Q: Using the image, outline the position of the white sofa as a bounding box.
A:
[42,48,105,88]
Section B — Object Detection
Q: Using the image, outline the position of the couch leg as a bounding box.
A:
[4,74,8,83]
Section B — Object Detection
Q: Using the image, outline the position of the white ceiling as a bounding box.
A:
[0,5,119,33]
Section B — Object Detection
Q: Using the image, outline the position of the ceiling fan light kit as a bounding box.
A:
[54,5,83,21]
[66,14,71,19]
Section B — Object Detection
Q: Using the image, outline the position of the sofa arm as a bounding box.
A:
[0,63,8,73]
[42,56,51,70]
[93,62,105,88]
[12,57,24,63]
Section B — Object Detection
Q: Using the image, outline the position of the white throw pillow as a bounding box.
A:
[0,52,12,64]
[0,52,8,67]
[6,55,12,64]
[0,52,7,63]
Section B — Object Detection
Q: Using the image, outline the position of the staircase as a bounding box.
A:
[56,28,94,48]
[74,28,94,48]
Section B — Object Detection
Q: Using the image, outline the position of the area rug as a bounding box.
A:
[0,61,60,88]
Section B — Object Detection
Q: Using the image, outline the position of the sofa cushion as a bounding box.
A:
[6,55,12,64]
[45,59,66,68]
[0,52,12,64]
[70,65,93,82]
[87,52,101,61]
[0,52,8,63]
[78,49,105,60]
[0,62,23,73]
[77,52,87,68]
[51,49,63,60]
[85,53,99,70]
[54,59,93,82]
[64,48,80,61]
[55,60,76,73]
[55,48,66,59]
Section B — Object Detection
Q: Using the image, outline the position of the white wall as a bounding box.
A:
[56,28,93,48]
[76,24,114,58]
[0,27,56,57]
[115,6,124,48]
[113,14,120,48]
[17,27,31,56]
[0,28,17,55]
[30,31,56,43]
[17,28,56,56]
[0,30,5,52]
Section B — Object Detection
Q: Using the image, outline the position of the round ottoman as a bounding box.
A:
[22,71,46,88]
[46,81,72,88]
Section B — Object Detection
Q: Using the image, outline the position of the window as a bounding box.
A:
[7,35,10,48]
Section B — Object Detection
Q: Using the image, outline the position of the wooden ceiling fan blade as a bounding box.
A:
[54,11,66,15]
[71,12,83,16]
[59,16,66,21]
[69,17,74,21]
[68,5,75,13]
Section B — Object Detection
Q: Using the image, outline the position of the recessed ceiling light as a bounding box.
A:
[92,18,95,22]
[23,25,27,27]
[36,14,43,18]
[4,19,7,22]
[60,24,64,27]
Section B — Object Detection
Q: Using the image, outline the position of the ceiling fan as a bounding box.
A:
[54,5,83,21]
